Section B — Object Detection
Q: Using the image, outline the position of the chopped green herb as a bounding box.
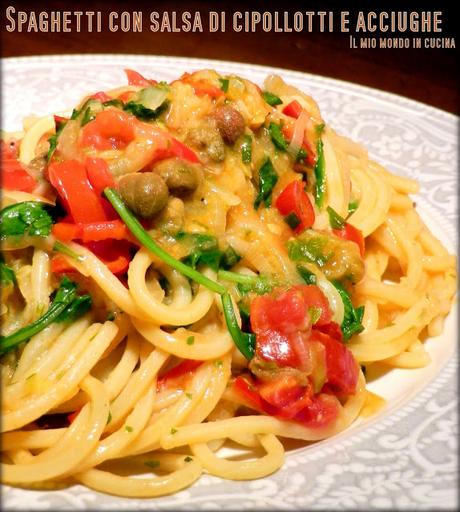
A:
[170,427,177,434]
[269,122,289,151]
[107,411,112,424]
[221,246,241,270]
[123,101,168,121]
[185,392,193,399]
[144,460,160,469]
[347,200,359,216]
[241,134,252,164]
[47,117,67,160]
[296,148,308,163]
[184,456,193,462]
[315,123,325,135]
[219,78,229,92]
[0,201,53,240]
[55,294,92,323]
[218,269,276,296]
[333,281,365,340]
[103,99,124,109]
[308,306,322,325]
[254,157,278,209]
[327,206,346,230]
[262,91,282,106]
[214,360,223,367]
[284,212,301,230]
[238,301,250,323]
[287,234,331,267]
[0,258,16,286]
[297,265,317,285]
[106,311,116,321]
[313,139,326,208]
[125,425,133,432]
[186,336,195,346]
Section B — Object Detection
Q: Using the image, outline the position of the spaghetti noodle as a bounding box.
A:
[1,69,456,497]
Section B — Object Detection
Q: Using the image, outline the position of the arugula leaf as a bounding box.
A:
[103,99,124,108]
[327,206,346,230]
[218,269,276,296]
[241,134,252,164]
[219,78,229,92]
[0,202,53,240]
[254,157,278,209]
[262,91,282,106]
[47,118,67,161]
[221,292,255,360]
[176,232,240,272]
[296,148,308,163]
[269,122,289,151]
[0,258,16,286]
[56,294,92,323]
[333,281,365,340]
[0,278,92,356]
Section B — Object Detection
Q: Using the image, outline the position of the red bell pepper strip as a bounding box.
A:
[51,245,130,275]
[179,72,224,99]
[282,100,303,119]
[275,180,315,233]
[90,91,112,102]
[333,223,365,257]
[124,69,157,87]
[85,157,116,197]
[52,220,130,243]
[1,141,38,192]
[48,160,108,223]
[157,359,203,390]
[150,137,200,165]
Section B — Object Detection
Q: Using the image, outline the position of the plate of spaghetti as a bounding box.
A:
[1,55,457,510]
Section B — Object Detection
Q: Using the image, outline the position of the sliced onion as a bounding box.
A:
[287,109,309,160]
[316,273,344,325]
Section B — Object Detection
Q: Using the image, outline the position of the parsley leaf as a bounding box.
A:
[0,201,53,240]
[0,258,16,286]
[254,157,278,209]
[269,122,289,151]
[262,91,283,106]
[327,206,346,230]
[333,281,365,340]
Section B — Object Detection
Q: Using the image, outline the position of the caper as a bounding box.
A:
[118,172,169,219]
[213,105,245,145]
[154,158,201,196]
[186,125,225,162]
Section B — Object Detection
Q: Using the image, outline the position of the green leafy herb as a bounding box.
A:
[47,117,67,160]
[333,281,365,340]
[107,411,112,424]
[170,427,178,434]
[221,246,241,270]
[55,294,92,323]
[103,99,124,108]
[262,91,282,106]
[221,292,255,360]
[184,456,193,462]
[348,200,359,215]
[214,360,223,367]
[269,122,289,151]
[0,258,16,286]
[219,78,229,92]
[218,269,276,296]
[254,158,278,209]
[241,134,252,164]
[185,392,193,399]
[284,212,301,230]
[308,306,322,325]
[144,460,160,469]
[0,201,53,240]
[123,101,168,121]
[125,425,133,432]
[186,336,195,345]
[296,148,308,163]
[297,265,317,285]
[327,206,346,230]
[106,312,116,322]
[314,139,326,208]
[238,301,250,323]
[0,278,91,356]
[315,123,325,135]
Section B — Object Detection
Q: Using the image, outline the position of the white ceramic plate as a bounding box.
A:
[1,55,458,511]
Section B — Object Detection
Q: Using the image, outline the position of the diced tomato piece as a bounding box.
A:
[258,375,313,419]
[311,330,359,395]
[232,376,276,415]
[333,223,365,257]
[293,285,332,327]
[85,157,116,196]
[255,330,303,369]
[314,321,343,342]
[179,72,224,99]
[48,160,108,223]
[282,100,303,119]
[90,91,112,102]
[79,110,136,151]
[250,287,310,335]
[275,180,315,233]
[118,91,135,103]
[157,360,203,390]
[295,393,340,428]
[52,220,130,243]
[124,69,157,87]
